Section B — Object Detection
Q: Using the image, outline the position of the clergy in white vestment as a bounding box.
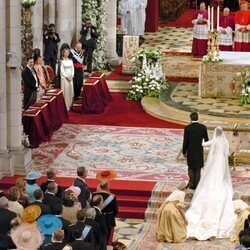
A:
[118,0,140,35]
[136,0,148,36]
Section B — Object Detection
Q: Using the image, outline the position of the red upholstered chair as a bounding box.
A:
[44,65,55,88]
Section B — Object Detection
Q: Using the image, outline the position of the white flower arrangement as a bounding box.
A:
[127,53,168,101]
[21,0,36,8]
[202,54,222,64]
[238,70,250,105]
[81,0,109,70]
[131,48,162,69]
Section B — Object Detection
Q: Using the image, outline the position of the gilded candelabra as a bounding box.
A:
[203,30,222,63]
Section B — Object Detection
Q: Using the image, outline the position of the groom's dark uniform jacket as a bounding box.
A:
[182,122,209,169]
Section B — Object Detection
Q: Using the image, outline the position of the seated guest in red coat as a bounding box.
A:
[21,54,40,110]
[73,166,91,208]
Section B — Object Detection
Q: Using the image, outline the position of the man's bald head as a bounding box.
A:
[223,7,230,16]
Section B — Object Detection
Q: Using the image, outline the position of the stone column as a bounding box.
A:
[31,0,43,53]
[6,0,32,175]
[0,0,9,178]
[75,0,82,42]
[0,0,7,154]
[48,0,56,25]
[106,0,120,65]
[56,0,75,46]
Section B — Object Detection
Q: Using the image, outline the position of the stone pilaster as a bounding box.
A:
[48,0,56,25]
[0,0,7,154]
[31,0,44,54]
[106,0,120,66]
[75,0,82,42]
[6,0,32,175]
[56,0,75,46]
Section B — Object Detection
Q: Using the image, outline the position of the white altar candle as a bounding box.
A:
[217,6,220,31]
[208,6,210,31]
[211,7,214,32]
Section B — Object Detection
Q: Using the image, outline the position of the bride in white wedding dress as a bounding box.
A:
[185,127,237,240]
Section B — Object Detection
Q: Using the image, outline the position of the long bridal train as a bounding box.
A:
[185,127,237,240]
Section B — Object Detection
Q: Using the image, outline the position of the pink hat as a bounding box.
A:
[65,186,81,196]
[11,224,43,250]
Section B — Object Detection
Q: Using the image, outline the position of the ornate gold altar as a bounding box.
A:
[199,52,250,98]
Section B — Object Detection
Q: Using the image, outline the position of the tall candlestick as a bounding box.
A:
[211,7,214,32]
[217,6,220,31]
[208,6,210,31]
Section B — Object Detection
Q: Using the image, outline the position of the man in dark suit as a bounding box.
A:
[66,210,95,244]
[53,204,70,236]
[80,18,99,73]
[44,229,66,250]
[0,197,17,235]
[182,112,209,190]
[69,228,95,250]
[92,181,118,245]
[73,166,91,208]
[84,208,102,250]
[21,55,40,110]
[30,189,51,215]
[40,168,62,197]
[42,182,62,214]
[92,195,108,250]
[43,23,60,74]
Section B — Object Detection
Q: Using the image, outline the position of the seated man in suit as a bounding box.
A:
[42,182,62,214]
[41,168,62,197]
[69,228,95,250]
[66,209,95,244]
[93,180,118,245]
[30,189,51,216]
[84,208,102,250]
[21,54,40,110]
[73,166,91,208]
[91,195,108,249]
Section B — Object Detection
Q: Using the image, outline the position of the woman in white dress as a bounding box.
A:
[60,48,74,110]
[185,127,236,240]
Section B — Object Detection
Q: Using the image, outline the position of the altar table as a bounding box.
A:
[199,52,250,98]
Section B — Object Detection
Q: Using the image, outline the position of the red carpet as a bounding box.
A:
[159,9,196,28]
[0,175,156,219]
[68,92,184,129]
[106,64,133,81]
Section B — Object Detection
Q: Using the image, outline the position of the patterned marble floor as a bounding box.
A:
[114,218,144,247]
[142,27,193,53]
[162,82,250,118]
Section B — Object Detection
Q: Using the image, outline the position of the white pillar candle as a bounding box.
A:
[211,7,214,32]
[208,6,210,31]
[217,6,220,31]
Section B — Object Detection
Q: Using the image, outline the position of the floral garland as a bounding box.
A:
[127,49,168,101]
[21,0,36,8]
[81,0,109,70]
[238,70,250,105]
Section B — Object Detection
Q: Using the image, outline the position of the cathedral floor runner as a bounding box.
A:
[68,92,184,129]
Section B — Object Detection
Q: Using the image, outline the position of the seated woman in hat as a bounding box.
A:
[156,182,188,243]
[25,171,42,204]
